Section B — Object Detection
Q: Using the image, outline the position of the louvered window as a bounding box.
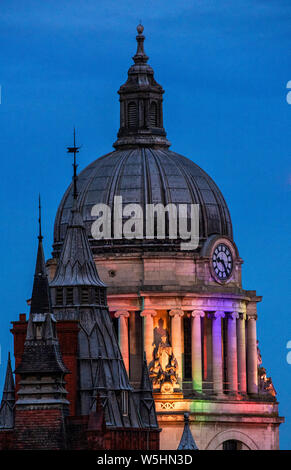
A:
[81,287,89,304]
[128,102,137,128]
[100,290,106,305]
[66,287,74,305]
[95,288,100,305]
[56,288,63,305]
[149,101,158,127]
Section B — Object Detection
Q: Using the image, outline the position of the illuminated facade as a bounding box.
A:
[51,25,283,450]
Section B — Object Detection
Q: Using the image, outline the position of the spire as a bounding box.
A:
[30,198,52,314]
[177,413,199,450]
[0,352,15,428]
[138,352,158,428]
[113,24,171,149]
[51,141,105,289]
[38,194,42,240]
[67,128,80,200]
[15,202,69,403]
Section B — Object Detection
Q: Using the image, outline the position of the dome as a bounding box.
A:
[53,26,232,256]
[53,147,232,255]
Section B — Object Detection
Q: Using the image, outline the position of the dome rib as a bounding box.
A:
[163,149,209,238]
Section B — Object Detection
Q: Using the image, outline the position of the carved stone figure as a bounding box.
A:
[149,324,179,393]
[258,366,276,398]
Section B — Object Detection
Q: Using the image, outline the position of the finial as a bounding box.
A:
[133,23,148,64]
[38,194,43,241]
[137,23,144,35]
[67,128,80,200]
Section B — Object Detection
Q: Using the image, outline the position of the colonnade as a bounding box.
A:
[114,308,258,395]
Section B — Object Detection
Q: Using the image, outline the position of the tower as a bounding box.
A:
[0,189,160,450]
[13,203,70,449]
[52,25,283,449]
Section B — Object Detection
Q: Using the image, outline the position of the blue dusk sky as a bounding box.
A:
[0,0,290,448]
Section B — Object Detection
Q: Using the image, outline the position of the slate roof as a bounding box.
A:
[15,234,68,376]
[177,413,198,450]
[51,204,105,287]
[0,353,15,429]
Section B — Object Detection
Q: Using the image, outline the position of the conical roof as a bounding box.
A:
[15,224,68,376]
[30,234,52,314]
[138,352,158,428]
[0,353,15,428]
[177,413,198,450]
[51,203,105,287]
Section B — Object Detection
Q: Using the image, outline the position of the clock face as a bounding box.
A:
[212,243,233,281]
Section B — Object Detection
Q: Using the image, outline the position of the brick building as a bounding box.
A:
[0,195,160,449]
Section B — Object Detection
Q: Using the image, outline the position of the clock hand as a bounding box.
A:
[217,257,227,271]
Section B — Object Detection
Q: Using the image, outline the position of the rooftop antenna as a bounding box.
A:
[67,128,80,200]
[38,194,43,241]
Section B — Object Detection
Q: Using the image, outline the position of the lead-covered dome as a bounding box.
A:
[53,26,232,256]
[53,147,232,255]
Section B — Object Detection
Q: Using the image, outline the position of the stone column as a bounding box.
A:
[140,310,157,365]
[237,313,247,394]
[114,310,130,375]
[169,309,184,383]
[247,315,258,394]
[227,312,239,394]
[211,311,225,395]
[191,310,204,392]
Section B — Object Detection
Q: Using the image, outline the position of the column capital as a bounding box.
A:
[114,310,130,318]
[140,309,157,318]
[214,310,225,319]
[247,314,258,321]
[169,309,184,318]
[191,310,205,318]
[228,311,239,320]
[238,312,247,320]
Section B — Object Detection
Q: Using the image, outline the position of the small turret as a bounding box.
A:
[177,413,198,450]
[15,200,69,409]
[0,353,15,428]
[50,131,106,314]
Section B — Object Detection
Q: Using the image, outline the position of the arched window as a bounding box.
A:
[128,102,137,128]
[149,101,158,127]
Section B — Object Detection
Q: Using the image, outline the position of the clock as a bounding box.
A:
[211,243,233,281]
